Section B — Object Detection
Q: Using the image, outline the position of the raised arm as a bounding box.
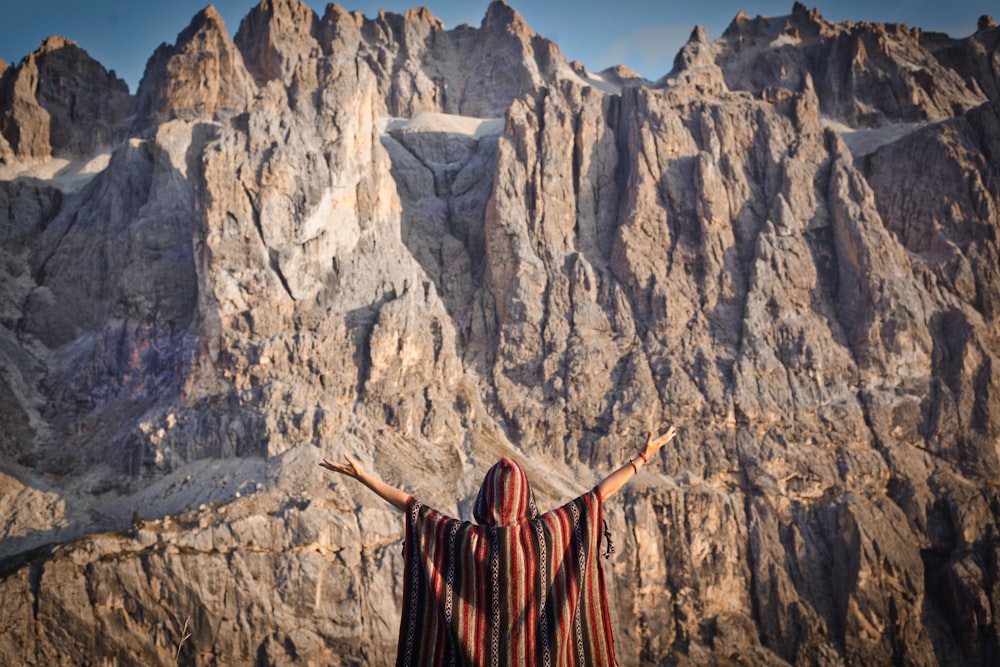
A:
[597,426,677,502]
[320,454,411,512]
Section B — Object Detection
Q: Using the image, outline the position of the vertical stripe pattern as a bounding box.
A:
[396,458,616,666]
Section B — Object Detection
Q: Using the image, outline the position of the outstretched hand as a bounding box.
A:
[319,454,410,511]
[320,453,365,480]
[641,426,677,458]
[596,424,678,502]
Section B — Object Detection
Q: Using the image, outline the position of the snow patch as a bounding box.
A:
[382,112,504,138]
[821,116,929,157]
[0,151,111,192]
[770,33,802,48]
[568,69,622,94]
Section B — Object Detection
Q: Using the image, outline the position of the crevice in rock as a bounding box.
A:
[267,248,296,302]
[28,556,44,620]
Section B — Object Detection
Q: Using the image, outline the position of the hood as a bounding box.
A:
[473,457,539,527]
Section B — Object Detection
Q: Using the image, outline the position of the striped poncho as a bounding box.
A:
[397,457,616,666]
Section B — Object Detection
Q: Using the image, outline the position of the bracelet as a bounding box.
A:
[637,452,648,464]
[630,460,639,475]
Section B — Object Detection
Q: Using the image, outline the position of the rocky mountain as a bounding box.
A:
[1,1,999,664]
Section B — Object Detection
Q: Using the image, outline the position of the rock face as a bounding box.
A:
[1,1,999,665]
[133,6,257,124]
[0,36,131,161]
[700,2,989,126]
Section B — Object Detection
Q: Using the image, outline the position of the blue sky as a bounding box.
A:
[2,0,994,92]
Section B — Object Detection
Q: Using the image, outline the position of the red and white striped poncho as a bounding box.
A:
[397,457,616,666]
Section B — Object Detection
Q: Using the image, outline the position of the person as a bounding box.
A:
[320,427,677,666]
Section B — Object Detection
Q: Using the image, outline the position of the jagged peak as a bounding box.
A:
[363,5,444,37]
[38,36,79,53]
[234,0,323,86]
[671,24,715,68]
[709,0,987,127]
[403,6,444,30]
[789,2,827,33]
[601,63,640,79]
[664,20,726,91]
[177,4,229,45]
[791,2,824,23]
[18,36,102,71]
[979,15,998,31]
[236,0,320,43]
[200,4,224,24]
[131,0,255,123]
[687,25,708,44]
[319,3,363,31]
[324,2,349,18]
[596,63,649,88]
[723,4,831,43]
[245,0,319,25]
[24,36,124,86]
[723,10,765,38]
[317,3,363,50]
[482,0,532,38]
[257,0,301,11]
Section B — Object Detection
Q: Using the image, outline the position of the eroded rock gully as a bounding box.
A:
[1,1,999,665]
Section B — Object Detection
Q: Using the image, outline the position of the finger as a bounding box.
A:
[654,428,675,446]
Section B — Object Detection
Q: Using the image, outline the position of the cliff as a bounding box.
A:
[1,1,999,665]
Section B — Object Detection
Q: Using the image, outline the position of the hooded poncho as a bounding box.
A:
[397,457,616,666]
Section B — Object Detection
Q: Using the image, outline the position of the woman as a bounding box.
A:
[320,427,677,666]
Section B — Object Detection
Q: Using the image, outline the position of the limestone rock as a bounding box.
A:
[1,2,1000,666]
[660,25,728,94]
[922,23,1000,101]
[234,0,324,91]
[862,101,1000,494]
[0,37,131,161]
[594,64,649,89]
[680,3,989,127]
[318,0,579,117]
[133,6,257,124]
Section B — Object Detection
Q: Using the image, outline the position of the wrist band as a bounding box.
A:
[630,460,639,475]
[637,452,648,464]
